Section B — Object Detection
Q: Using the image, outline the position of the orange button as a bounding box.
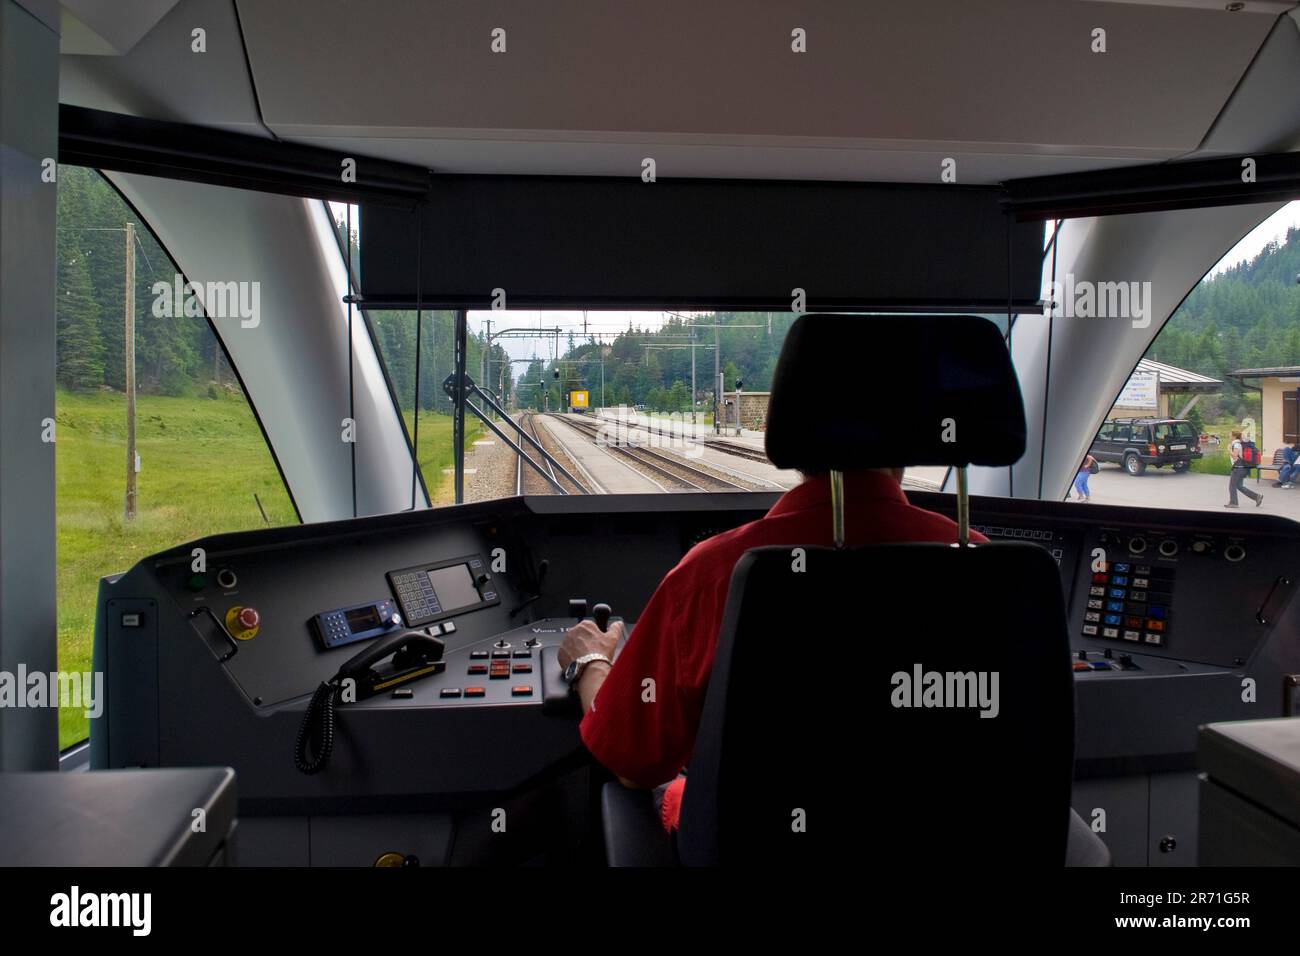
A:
[511,685,533,696]
[1145,619,1165,632]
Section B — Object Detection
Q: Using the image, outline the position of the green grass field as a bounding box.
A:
[55,390,479,748]
[401,411,483,505]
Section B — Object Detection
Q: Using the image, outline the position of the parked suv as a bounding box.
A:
[1089,418,1202,475]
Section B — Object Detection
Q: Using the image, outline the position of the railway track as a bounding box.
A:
[516,412,590,495]
[699,437,770,464]
[594,413,773,464]
[552,414,751,492]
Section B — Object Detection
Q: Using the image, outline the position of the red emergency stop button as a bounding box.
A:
[225,605,261,641]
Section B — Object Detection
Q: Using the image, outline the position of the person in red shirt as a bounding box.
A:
[557,466,985,832]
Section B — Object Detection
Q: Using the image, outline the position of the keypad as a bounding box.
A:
[390,569,444,625]
[1082,557,1174,647]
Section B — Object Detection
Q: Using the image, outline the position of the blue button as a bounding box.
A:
[1106,601,1124,612]
[1114,563,1131,573]
[1112,576,1129,586]
[1147,606,1167,619]
[1104,614,1121,625]
[1109,588,1126,598]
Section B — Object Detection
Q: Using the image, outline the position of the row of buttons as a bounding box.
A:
[1081,623,1164,646]
[470,648,530,659]
[467,662,534,676]
[972,525,1055,541]
[440,686,532,699]
[1085,610,1166,629]
[424,620,455,637]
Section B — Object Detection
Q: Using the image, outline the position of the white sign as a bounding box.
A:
[1118,370,1158,409]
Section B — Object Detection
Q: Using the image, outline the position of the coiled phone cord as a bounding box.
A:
[294,679,339,775]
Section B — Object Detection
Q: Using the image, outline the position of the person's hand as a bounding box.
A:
[557,619,624,670]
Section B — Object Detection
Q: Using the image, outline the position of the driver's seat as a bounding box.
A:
[601,313,1102,867]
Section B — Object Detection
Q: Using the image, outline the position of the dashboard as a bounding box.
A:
[90,490,1300,864]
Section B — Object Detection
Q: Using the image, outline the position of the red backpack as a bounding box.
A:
[1240,440,1260,466]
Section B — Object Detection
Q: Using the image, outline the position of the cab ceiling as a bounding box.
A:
[55,0,1300,183]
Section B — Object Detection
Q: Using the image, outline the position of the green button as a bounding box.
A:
[188,573,207,592]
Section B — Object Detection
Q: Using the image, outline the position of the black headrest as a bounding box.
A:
[765,314,1026,470]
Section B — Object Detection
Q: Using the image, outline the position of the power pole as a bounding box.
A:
[483,316,491,420]
[690,331,697,430]
[713,322,720,434]
[124,222,137,520]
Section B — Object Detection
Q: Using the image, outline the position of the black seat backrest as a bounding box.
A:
[677,543,1075,866]
[676,313,1075,866]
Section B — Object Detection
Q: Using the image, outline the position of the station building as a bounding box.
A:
[1106,358,1222,422]
[1229,367,1300,455]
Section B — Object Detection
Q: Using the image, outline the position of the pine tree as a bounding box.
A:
[56,249,106,390]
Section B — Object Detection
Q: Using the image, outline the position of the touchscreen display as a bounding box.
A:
[427,564,480,612]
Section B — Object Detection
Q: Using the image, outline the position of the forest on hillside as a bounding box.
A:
[1145,224,1300,421]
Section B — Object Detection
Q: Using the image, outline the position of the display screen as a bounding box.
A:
[345,605,381,634]
[427,564,480,612]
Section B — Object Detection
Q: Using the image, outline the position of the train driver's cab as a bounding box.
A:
[2,1,1300,934]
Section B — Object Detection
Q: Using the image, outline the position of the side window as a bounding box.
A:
[56,167,296,749]
[1110,424,1131,442]
[1096,423,1114,441]
[1085,203,1298,512]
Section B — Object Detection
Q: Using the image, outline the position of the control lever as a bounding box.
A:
[541,600,613,715]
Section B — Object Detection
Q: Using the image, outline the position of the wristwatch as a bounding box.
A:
[563,653,612,685]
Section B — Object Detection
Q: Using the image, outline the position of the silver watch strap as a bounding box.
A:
[569,652,612,683]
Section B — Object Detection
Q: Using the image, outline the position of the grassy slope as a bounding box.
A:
[56,391,479,748]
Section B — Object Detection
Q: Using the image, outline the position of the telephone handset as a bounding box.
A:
[336,629,445,693]
[294,629,446,775]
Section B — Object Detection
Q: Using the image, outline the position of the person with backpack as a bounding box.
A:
[1227,429,1264,508]
[1073,452,1098,501]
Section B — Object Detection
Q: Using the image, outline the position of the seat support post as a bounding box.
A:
[956,465,970,546]
[830,469,846,549]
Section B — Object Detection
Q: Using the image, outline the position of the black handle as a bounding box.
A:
[337,630,441,681]
[593,603,611,632]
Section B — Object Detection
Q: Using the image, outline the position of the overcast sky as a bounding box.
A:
[1210,200,1300,275]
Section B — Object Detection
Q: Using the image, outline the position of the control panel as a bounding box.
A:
[387,554,500,627]
[1069,524,1297,670]
[1081,559,1173,648]
[312,598,402,650]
